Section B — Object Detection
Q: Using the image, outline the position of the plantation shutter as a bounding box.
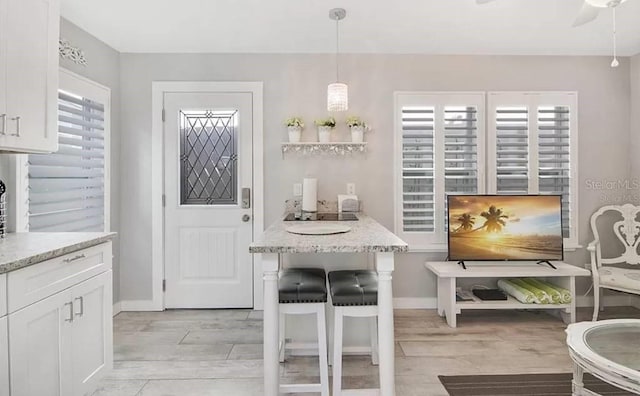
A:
[488,92,577,244]
[396,93,485,247]
[538,105,572,238]
[401,106,435,233]
[494,106,529,194]
[27,89,107,231]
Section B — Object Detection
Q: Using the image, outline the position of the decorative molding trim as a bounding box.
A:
[112,302,122,316]
[119,299,163,312]
[393,297,437,309]
[281,142,367,156]
[59,39,87,66]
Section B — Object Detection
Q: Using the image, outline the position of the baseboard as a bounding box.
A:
[576,294,632,308]
[393,297,437,309]
[112,302,122,316]
[120,299,162,311]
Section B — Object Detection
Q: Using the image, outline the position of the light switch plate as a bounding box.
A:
[347,183,356,195]
[293,183,302,196]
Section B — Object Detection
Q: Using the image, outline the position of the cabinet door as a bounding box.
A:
[0,316,8,396]
[1,0,59,153]
[9,289,73,396]
[71,271,113,396]
[0,0,7,132]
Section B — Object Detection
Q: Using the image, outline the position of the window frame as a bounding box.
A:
[16,68,111,232]
[394,91,578,251]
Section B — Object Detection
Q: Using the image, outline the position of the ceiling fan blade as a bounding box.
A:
[476,0,496,4]
[572,2,601,27]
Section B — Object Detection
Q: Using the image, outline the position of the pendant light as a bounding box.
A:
[327,8,348,112]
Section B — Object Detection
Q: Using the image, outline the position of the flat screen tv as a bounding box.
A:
[447,195,564,262]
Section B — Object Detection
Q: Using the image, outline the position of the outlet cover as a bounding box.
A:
[347,183,356,195]
[293,183,302,196]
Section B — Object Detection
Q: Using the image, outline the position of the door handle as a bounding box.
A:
[63,254,86,263]
[242,214,251,222]
[74,296,84,317]
[0,114,6,135]
[10,116,20,137]
[64,301,74,322]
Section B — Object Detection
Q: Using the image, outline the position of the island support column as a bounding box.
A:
[262,253,280,396]
[376,252,396,395]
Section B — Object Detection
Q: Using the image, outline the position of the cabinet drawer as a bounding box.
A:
[8,241,112,313]
[0,274,6,317]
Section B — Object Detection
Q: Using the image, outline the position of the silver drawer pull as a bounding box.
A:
[63,254,86,263]
[64,301,74,322]
[10,116,20,137]
[0,114,6,135]
[74,296,84,317]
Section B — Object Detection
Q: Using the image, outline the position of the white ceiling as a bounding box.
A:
[61,0,640,56]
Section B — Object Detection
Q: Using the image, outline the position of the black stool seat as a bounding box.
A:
[279,268,327,303]
[328,270,378,306]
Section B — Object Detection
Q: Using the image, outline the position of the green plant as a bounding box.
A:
[346,116,370,130]
[314,117,336,128]
[285,117,304,128]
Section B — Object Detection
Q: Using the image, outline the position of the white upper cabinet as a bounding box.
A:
[0,0,59,153]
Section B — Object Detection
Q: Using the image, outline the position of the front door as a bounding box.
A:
[163,92,253,308]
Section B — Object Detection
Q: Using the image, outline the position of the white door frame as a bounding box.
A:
[151,81,264,311]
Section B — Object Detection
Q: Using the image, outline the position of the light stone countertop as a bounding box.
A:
[0,232,116,274]
[249,213,408,254]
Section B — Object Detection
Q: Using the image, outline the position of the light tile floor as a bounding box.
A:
[93,306,640,396]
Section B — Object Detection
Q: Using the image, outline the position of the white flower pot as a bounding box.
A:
[351,126,365,143]
[288,126,302,143]
[318,126,332,143]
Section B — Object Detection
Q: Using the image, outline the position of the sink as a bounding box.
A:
[285,224,352,235]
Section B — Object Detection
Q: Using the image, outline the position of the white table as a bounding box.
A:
[425,261,591,328]
[566,319,640,395]
[250,214,407,396]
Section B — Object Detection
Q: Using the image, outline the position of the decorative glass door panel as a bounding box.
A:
[179,110,238,205]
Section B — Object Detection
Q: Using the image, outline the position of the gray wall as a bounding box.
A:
[632,54,640,176]
[59,18,122,302]
[118,53,631,302]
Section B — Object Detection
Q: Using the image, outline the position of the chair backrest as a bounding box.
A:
[590,204,640,265]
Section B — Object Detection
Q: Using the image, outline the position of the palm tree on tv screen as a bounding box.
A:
[480,205,508,233]
[455,213,475,232]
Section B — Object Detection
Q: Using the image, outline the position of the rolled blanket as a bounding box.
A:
[497,279,538,304]
[536,280,572,304]
[522,278,563,304]
[509,278,551,304]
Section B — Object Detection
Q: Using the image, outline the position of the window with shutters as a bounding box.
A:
[487,92,578,246]
[394,91,577,250]
[394,93,485,248]
[24,70,110,232]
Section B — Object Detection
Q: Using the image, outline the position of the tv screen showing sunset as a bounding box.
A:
[447,195,563,261]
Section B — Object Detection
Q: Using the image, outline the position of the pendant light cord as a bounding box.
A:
[611,7,619,67]
[335,17,340,82]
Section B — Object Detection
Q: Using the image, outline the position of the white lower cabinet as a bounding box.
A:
[1,316,8,396]
[9,288,74,396]
[71,271,113,396]
[9,270,112,396]
[6,241,113,396]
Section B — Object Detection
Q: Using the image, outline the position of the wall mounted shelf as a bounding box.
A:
[281,142,367,156]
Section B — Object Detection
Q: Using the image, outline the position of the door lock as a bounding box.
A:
[242,214,251,222]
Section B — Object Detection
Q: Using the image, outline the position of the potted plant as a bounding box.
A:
[314,117,336,143]
[346,116,371,143]
[285,117,304,143]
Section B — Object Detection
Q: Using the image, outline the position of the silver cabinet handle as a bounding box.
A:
[64,301,74,322]
[10,116,20,137]
[0,114,6,135]
[63,254,86,263]
[74,296,84,317]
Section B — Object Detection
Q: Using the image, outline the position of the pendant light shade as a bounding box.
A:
[327,83,348,111]
[327,8,348,111]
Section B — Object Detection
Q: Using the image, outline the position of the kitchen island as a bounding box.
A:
[250,214,407,396]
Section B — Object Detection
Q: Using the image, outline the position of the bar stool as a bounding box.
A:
[278,268,330,396]
[329,270,380,396]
